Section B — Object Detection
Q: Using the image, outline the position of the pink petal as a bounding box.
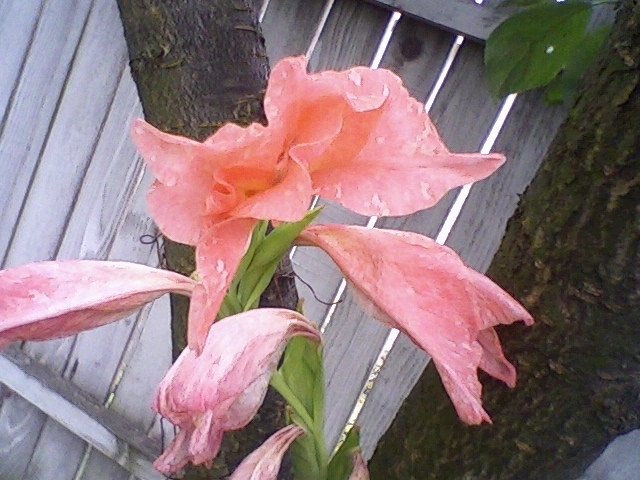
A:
[349,450,370,480]
[229,424,305,480]
[188,217,258,353]
[132,119,301,246]
[230,158,313,222]
[0,261,195,349]
[265,57,506,217]
[297,225,533,424]
[153,308,320,475]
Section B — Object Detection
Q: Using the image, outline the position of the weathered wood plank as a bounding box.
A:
[308,0,390,71]
[363,0,509,41]
[0,0,43,121]
[0,0,93,263]
[379,14,454,101]
[22,419,87,480]
[0,385,47,480]
[0,348,163,479]
[79,448,132,480]
[109,294,174,438]
[2,0,127,268]
[59,77,152,402]
[261,0,328,60]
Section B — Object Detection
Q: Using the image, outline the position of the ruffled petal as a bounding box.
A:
[297,224,532,424]
[0,261,195,349]
[265,57,505,217]
[231,159,313,222]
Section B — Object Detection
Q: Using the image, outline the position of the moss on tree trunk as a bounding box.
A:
[369,2,640,479]
[117,2,295,478]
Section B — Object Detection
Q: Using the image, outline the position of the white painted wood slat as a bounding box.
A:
[0,0,93,263]
[0,348,162,479]
[363,0,509,41]
[0,0,43,122]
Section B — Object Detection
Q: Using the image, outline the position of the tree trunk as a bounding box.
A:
[117,2,295,478]
[369,2,640,479]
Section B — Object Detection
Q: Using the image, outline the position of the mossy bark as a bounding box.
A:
[117,2,295,478]
[369,2,640,479]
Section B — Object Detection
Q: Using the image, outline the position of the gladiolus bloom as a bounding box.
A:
[132,56,505,352]
[297,225,533,424]
[0,260,195,349]
[152,308,321,475]
[229,424,305,480]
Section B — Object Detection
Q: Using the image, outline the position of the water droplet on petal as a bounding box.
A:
[216,260,225,273]
[348,70,362,86]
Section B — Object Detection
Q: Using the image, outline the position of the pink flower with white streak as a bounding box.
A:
[152,308,321,475]
[0,260,195,349]
[297,224,533,424]
[132,56,505,353]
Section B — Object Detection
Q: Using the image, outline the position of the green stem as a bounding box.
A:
[270,371,329,480]
[270,371,316,431]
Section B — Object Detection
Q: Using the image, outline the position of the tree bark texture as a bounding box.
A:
[117,2,295,478]
[369,2,640,479]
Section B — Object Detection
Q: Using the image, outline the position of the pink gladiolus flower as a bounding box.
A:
[297,225,534,424]
[229,424,305,480]
[0,260,196,350]
[152,308,321,475]
[132,56,505,352]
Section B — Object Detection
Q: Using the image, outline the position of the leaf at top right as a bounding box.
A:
[485,0,593,98]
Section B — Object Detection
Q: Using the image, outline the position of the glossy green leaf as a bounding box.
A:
[485,1,592,97]
[544,23,611,104]
[326,427,362,480]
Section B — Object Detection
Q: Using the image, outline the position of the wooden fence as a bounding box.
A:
[0,0,573,478]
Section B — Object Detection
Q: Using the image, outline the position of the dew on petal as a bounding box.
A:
[371,194,390,216]
[216,260,225,273]
[349,70,363,86]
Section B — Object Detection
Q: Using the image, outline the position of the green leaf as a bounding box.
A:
[239,207,322,309]
[485,0,592,97]
[274,336,328,480]
[544,23,611,104]
[326,427,362,480]
[280,336,324,417]
[289,431,324,480]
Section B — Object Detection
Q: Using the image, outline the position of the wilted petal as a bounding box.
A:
[349,450,370,480]
[265,57,506,217]
[153,308,321,475]
[229,424,305,480]
[0,261,195,349]
[297,225,533,424]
